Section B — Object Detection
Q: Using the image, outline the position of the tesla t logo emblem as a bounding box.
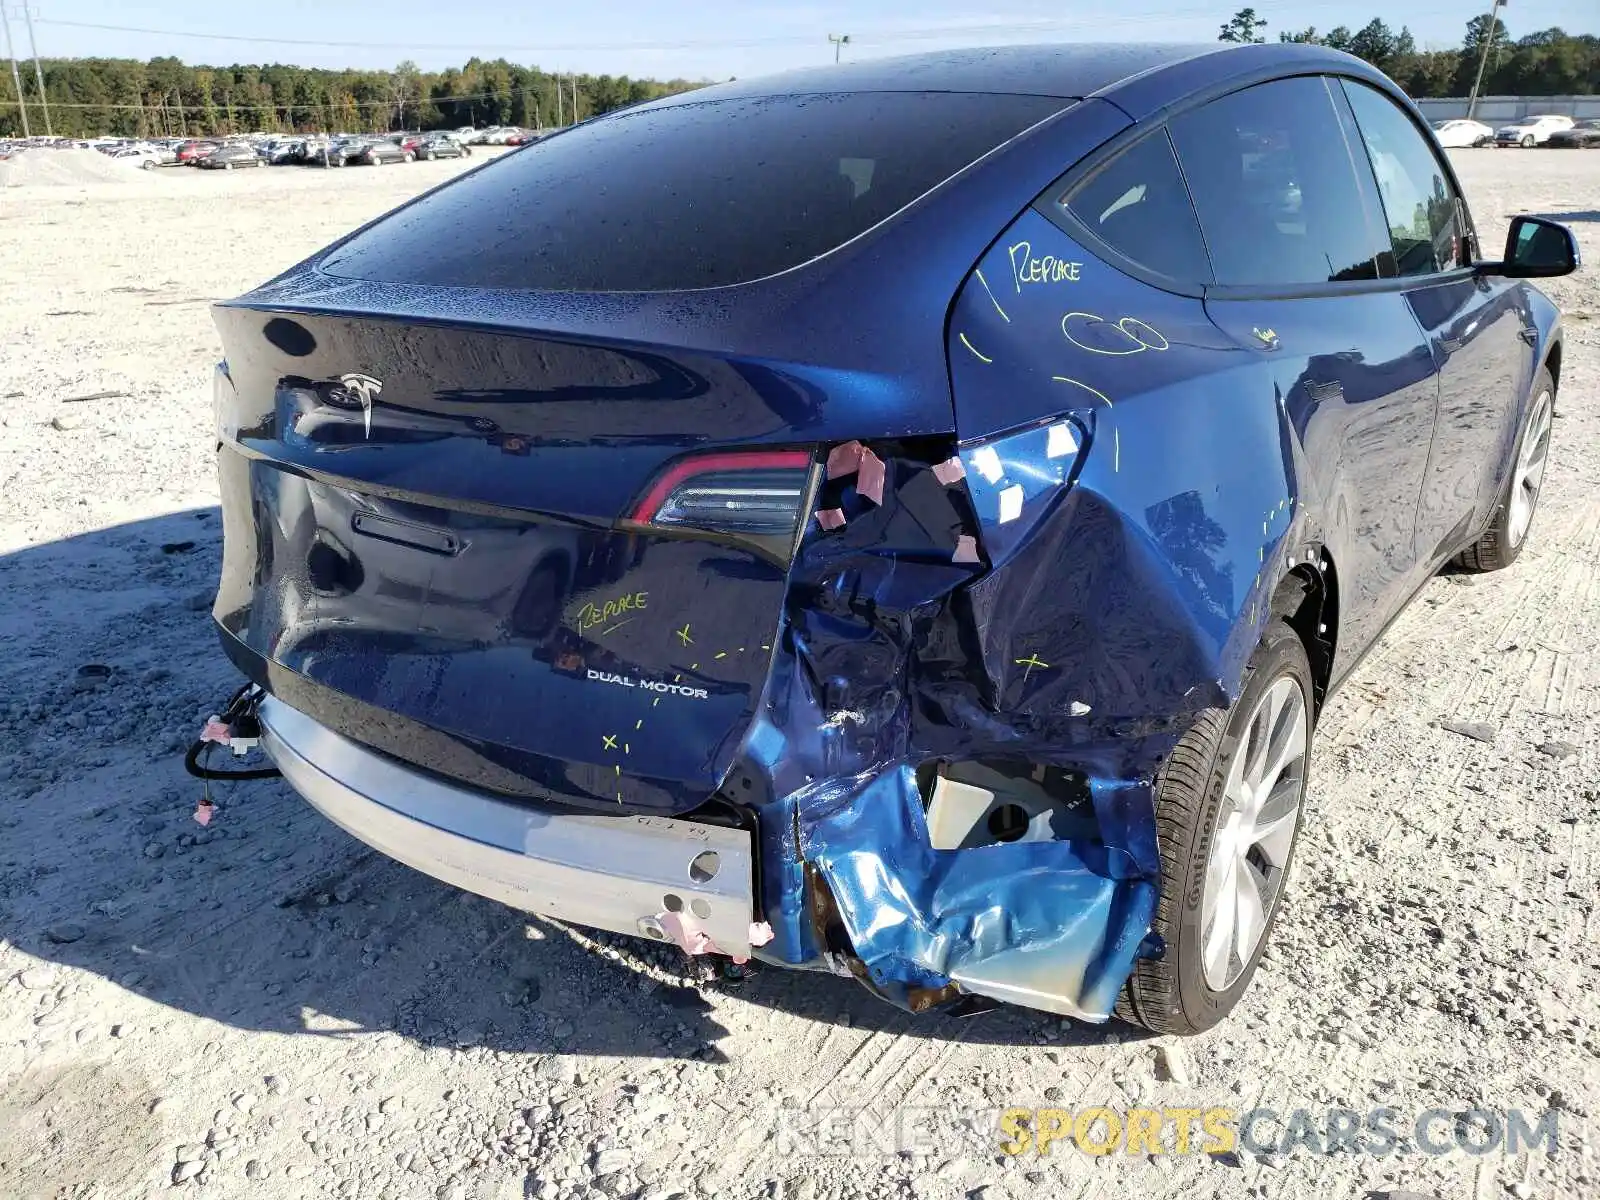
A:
[333,373,383,438]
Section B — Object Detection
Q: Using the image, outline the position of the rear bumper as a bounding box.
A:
[258,696,758,957]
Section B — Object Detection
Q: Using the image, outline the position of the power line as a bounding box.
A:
[29,6,1475,63]
[33,16,1094,55]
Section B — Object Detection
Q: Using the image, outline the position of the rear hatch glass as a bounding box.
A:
[319,91,1066,291]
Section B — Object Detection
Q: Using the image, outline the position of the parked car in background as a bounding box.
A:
[176,140,221,163]
[260,138,305,164]
[308,138,364,167]
[414,133,471,161]
[198,143,263,170]
[1494,114,1575,146]
[209,44,1575,1034]
[1429,118,1493,148]
[113,145,173,170]
[348,139,411,165]
[1546,119,1600,148]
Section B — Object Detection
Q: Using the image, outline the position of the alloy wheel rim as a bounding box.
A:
[1508,389,1553,549]
[1200,675,1310,991]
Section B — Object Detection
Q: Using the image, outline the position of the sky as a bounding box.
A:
[23,0,1597,79]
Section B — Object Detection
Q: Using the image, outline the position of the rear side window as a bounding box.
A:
[1059,130,1211,284]
[1169,76,1390,286]
[1340,81,1464,277]
[321,92,1067,292]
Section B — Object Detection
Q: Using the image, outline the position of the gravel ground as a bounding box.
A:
[0,148,1596,1200]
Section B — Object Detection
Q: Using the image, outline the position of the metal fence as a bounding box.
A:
[1415,95,1600,121]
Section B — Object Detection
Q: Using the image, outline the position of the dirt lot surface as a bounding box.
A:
[1,148,1597,1200]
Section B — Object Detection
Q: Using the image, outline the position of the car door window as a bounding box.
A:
[1056,129,1212,285]
[1169,75,1389,286]
[1341,81,1465,277]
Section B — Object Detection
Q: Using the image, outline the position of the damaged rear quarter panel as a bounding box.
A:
[736,210,1318,1019]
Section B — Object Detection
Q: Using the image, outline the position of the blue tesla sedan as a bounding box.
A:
[208,42,1576,1033]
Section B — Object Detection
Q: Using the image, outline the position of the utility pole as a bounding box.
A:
[570,74,577,124]
[1,5,28,137]
[1465,0,1506,121]
[19,4,49,135]
[828,33,851,62]
[555,76,562,125]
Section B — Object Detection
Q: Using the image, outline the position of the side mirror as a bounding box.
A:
[1480,215,1580,278]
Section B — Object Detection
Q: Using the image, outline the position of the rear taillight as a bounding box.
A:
[631,450,812,537]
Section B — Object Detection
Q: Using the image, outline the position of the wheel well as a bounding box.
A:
[1546,340,1563,393]
[1270,551,1338,714]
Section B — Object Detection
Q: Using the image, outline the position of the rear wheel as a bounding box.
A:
[224,161,233,171]
[1453,368,1554,572]
[403,151,415,163]
[1121,619,1314,1035]
[141,159,156,171]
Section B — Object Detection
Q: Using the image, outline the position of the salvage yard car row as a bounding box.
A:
[0,126,536,170]
[1429,114,1600,148]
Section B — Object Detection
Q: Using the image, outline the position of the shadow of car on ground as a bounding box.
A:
[0,509,1143,1066]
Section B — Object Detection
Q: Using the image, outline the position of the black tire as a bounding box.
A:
[141,159,156,171]
[1120,619,1314,1035]
[1452,366,1555,572]
[1521,135,1535,148]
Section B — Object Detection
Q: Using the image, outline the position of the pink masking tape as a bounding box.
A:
[932,457,966,485]
[856,447,886,506]
[826,440,864,479]
[953,535,981,564]
[193,798,215,826]
[815,508,846,531]
[658,909,715,957]
[199,718,231,745]
[657,911,767,965]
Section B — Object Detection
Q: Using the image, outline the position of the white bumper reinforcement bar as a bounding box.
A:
[258,696,758,957]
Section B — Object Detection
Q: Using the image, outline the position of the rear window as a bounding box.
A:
[320,91,1066,292]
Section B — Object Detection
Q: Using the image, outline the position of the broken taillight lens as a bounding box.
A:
[630,450,813,537]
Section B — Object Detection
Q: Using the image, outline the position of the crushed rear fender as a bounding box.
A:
[727,225,1312,1019]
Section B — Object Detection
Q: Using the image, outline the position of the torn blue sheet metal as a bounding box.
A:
[801,766,1158,1019]
[733,211,1312,1020]
[731,422,1241,1018]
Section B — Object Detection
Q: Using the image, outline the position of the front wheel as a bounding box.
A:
[224,161,233,171]
[403,151,415,162]
[141,159,156,171]
[1453,368,1554,572]
[1521,135,1536,147]
[1121,619,1314,1035]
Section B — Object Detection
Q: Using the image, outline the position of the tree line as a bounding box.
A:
[0,56,706,139]
[1219,9,1599,98]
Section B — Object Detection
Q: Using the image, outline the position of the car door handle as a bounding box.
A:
[1518,327,1538,346]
